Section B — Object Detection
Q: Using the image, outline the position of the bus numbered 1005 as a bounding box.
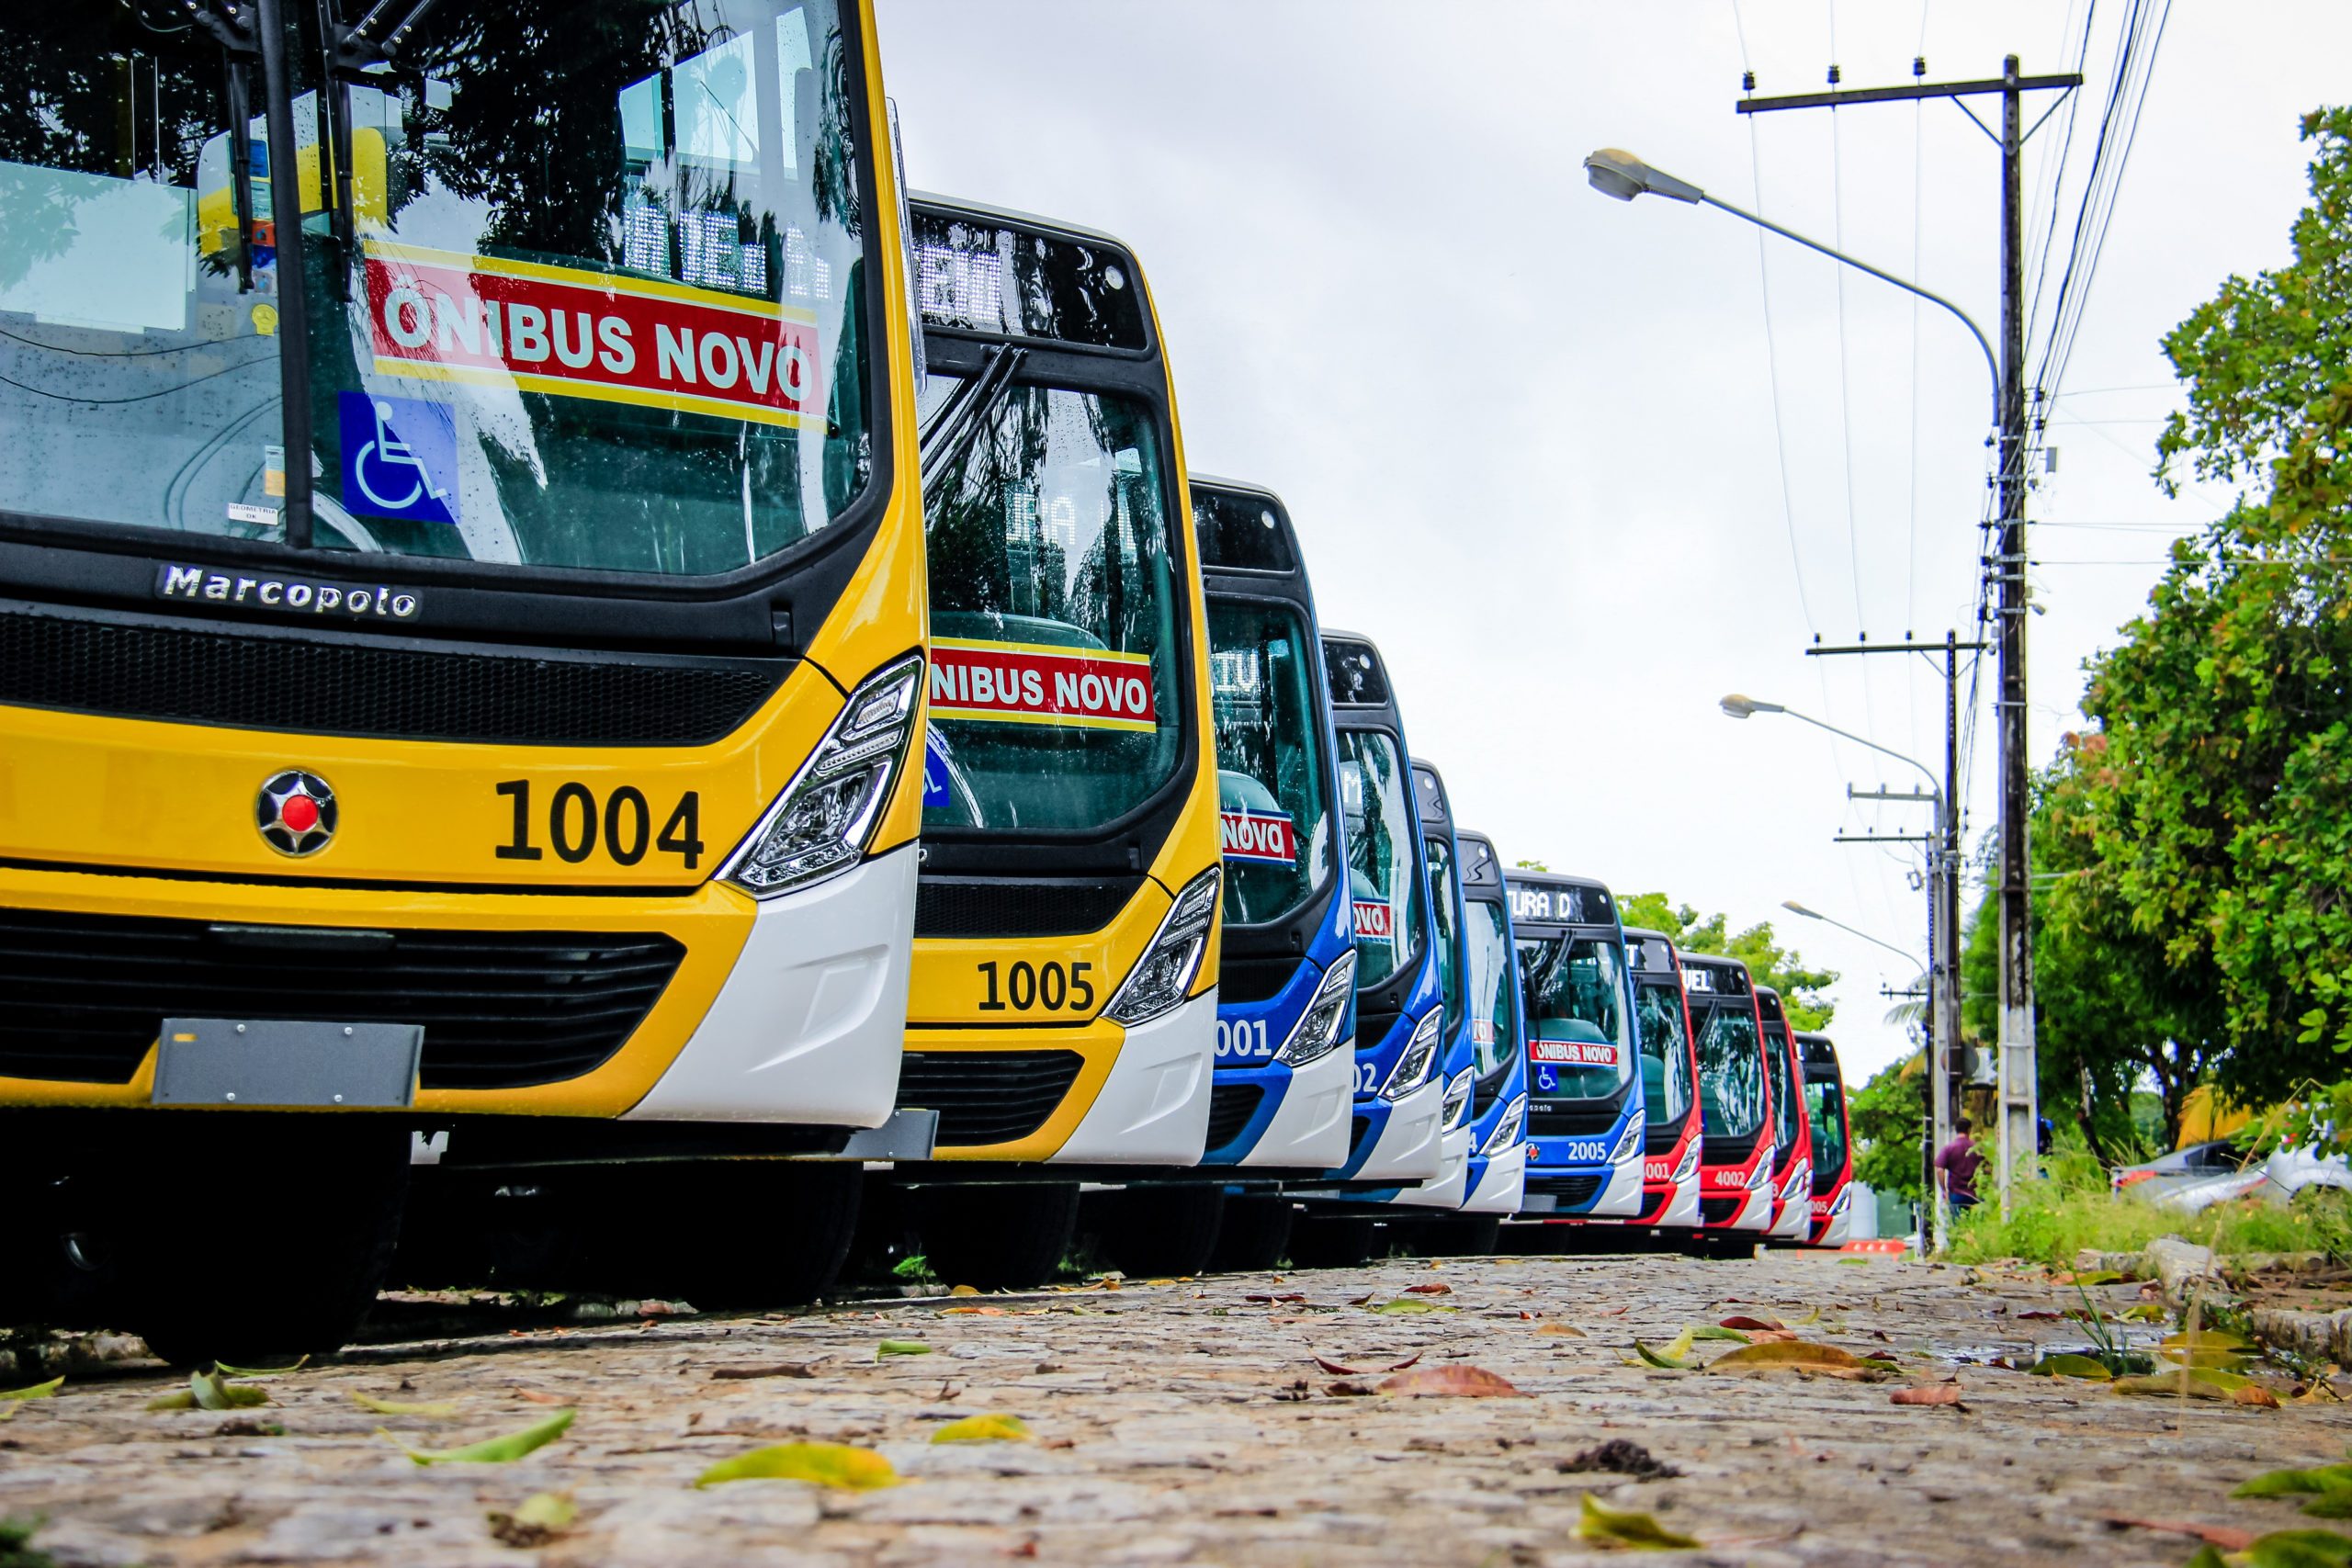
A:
[888,195,1222,1290]
[0,0,929,1360]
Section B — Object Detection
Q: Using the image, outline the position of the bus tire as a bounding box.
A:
[1098,1187,1226,1279]
[918,1183,1080,1292]
[125,1114,409,1367]
[1422,1215,1504,1257]
[668,1163,863,1309]
[1208,1195,1295,1272]
[1287,1214,1378,1269]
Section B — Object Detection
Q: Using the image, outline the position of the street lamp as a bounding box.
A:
[1781,899,1918,966]
[1582,149,1999,422]
[1719,694,1941,797]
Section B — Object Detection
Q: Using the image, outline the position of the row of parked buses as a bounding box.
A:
[0,1,1851,1361]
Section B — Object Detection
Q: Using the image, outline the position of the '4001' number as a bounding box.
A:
[977,961,1096,1013]
[495,780,704,869]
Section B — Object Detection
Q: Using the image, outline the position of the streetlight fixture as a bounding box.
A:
[1781,899,1918,966]
[1718,694,1940,795]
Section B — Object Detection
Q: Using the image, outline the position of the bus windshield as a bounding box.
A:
[1695,1002,1766,1141]
[1208,599,1332,925]
[1806,1077,1849,1175]
[1464,896,1517,1080]
[1764,1025,1803,1154]
[0,1,877,574]
[1519,935,1633,1100]
[918,378,1183,832]
[1634,977,1693,1128]
[1425,836,1464,1039]
[1336,728,1421,987]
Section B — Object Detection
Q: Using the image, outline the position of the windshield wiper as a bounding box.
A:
[917,343,1024,502]
[314,0,445,299]
[188,3,261,293]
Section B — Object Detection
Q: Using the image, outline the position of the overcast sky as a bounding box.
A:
[876,0,2351,1086]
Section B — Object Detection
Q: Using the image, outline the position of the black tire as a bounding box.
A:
[125,1114,410,1366]
[662,1162,864,1310]
[1421,1215,1504,1257]
[1287,1213,1378,1269]
[1097,1187,1227,1278]
[917,1183,1080,1292]
[1208,1195,1295,1272]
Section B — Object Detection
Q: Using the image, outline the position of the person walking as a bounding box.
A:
[1936,1115,1986,1213]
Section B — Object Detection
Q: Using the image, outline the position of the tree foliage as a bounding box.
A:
[1618,893,1837,1031]
[1847,1052,1927,1203]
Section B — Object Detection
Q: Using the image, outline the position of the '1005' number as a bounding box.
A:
[977,961,1096,1013]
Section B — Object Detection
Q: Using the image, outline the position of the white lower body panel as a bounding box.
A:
[625,847,915,1126]
[1388,1122,1472,1210]
[1657,1172,1702,1228]
[1462,1141,1528,1214]
[1051,989,1217,1165]
[1585,1151,1645,1217]
[1232,1041,1354,1168]
[1352,1077,1444,1182]
[1716,1182,1773,1230]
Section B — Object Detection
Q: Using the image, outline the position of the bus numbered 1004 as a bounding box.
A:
[1508,873,1644,1223]
[1681,953,1776,1249]
[0,0,930,1360]
[888,195,1222,1290]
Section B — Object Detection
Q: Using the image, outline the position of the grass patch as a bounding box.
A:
[1944,1151,2352,1269]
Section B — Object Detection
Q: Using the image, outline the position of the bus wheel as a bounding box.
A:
[669,1163,862,1310]
[1097,1187,1226,1279]
[1422,1215,1504,1257]
[126,1114,409,1367]
[918,1183,1080,1292]
[1208,1195,1295,1272]
[1287,1214,1378,1269]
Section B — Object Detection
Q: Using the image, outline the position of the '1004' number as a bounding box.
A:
[495,780,703,868]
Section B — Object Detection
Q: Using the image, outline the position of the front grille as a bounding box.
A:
[1527,1097,1623,1137]
[0,605,782,746]
[1217,953,1299,1007]
[1529,1173,1603,1209]
[914,875,1143,939]
[0,907,682,1089]
[1701,1196,1743,1225]
[897,1049,1084,1146]
[1633,1187,1670,1225]
[1204,1081,1264,1151]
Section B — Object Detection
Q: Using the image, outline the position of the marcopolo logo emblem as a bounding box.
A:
[256,771,337,857]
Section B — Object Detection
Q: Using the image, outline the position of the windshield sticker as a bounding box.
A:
[1531,1038,1621,1067]
[362,241,820,429]
[1220,807,1297,864]
[1352,900,1395,941]
[922,731,954,809]
[930,638,1157,733]
[338,392,459,524]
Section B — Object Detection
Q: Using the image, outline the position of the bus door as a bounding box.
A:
[1755,987,1815,1242]
[1684,955,1775,1235]
[1454,830,1531,1217]
[1508,874,1644,1222]
[887,196,1222,1290]
[1798,1032,1855,1245]
[1616,929,1702,1229]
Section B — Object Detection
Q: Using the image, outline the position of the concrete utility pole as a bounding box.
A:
[1738,56,2078,1216]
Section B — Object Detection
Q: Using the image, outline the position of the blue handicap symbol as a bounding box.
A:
[339,392,458,525]
[1535,1066,1559,1093]
[922,730,953,808]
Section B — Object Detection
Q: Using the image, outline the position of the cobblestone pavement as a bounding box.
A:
[5,1249,2348,1566]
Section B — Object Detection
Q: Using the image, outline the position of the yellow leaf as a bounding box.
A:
[214,1357,310,1378]
[382,1409,575,1464]
[0,1378,62,1403]
[1573,1492,1701,1551]
[948,1285,980,1297]
[486,1490,577,1547]
[931,1413,1032,1444]
[876,1339,932,1359]
[2028,1354,2115,1382]
[352,1392,460,1416]
[694,1441,901,1490]
[189,1369,269,1410]
[1707,1340,1871,1374]
[1370,1299,1460,1314]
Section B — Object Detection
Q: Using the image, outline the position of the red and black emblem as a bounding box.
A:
[256,770,336,857]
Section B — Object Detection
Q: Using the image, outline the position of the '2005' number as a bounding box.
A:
[495,780,704,869]
[977,961,1096,1013]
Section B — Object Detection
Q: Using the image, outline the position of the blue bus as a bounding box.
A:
[1452,830,1531,1224]
[1384,761,1477,1214]
[1506,873,1645,1224]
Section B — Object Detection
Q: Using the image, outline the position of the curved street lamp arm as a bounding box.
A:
[1777,707,1943,800]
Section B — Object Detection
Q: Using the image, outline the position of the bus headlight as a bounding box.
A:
[720,654,923,898]
[1274,950,1355,1067]
[1781,1159,1812,1199]
[1479,1093,1527,1156]
[1104,866,1222,1027]
[1671,1138,1702,1185]
[1379,1008,1443,1101]
[1610,1117,1644,1165]
[1441,1067,1475,1131]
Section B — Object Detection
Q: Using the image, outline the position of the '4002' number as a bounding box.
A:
[495,780,704,869]
[977,961,1096,1013]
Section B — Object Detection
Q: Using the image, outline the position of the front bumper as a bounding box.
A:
[1050,989,1217,1164]
[1386,1122,1472,1210]
[1769,1178,1815,1239]
[1461,1139,1528,1214]
[1220,1043,1353,1168]
[1706,1180,1774,1231]
[1656,1172,1702,1227]
[1811,1186,1855,1247]
[1339,1077,1445,1183]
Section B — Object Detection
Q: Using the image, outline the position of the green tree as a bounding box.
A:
[1848,1052,1927,1203]
[1620,892,1837,1030]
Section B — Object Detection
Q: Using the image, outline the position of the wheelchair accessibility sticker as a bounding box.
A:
[339,392,458,525]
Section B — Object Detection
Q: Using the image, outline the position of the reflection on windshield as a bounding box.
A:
[1337,728,1420,988]
[1426,836,1464,1039]
[1806,1078,1849,1175]
[1520,935,1633,1100]
[918,377,1181,833]
[1464,897,1517,1080]
[1635,978,1693,1128]
[1696,1002,1766,1142]
[1764,1026,1803,1154]
[1209,600,1331,926]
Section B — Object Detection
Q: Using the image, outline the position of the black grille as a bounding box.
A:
[1529,1173,1603,1209]
[897,1049,1084,1146]
[1204,1081,1264,1151]
[0,907,683,1089]
[914,875,1143,939]
[1527,1097,1623,1137]
[0,606,783,746]
[1217,953,1299,1007]
[1633,1187,1670,1225]
[1701,1197,1743,1225]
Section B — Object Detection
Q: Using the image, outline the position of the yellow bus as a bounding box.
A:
[0,0,927,1360]
[893,195,1222,1288]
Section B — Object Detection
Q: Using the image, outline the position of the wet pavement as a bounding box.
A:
[3,1248,2346,1565]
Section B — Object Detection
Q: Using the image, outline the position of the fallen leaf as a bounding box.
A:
[2028,1353,2115,1382]
[1719,1315,1784,1332]
[708,1362,824,1381]
[943,1306,1006,1316]
[949,1285,980,1297]
[2098,1515,2256,1550]
[1370,1299,1459,1315]
[2234,1529,2352,1566]
[1689,1325,1750,1342]
[1706,1341,1871,1375]
[1325,1380,1376,1397]
[1347,1293,1374,1306]
[514,1388,567,1404]
[2017,1310,2064,1321]
[876,1339,932,1359]
[1403,1283,1453,1296]
[2121,1303,2169,1323]
[2303,1495,2352,1520]
[1377,1365,1527,1398]
[184,1370,268,1410]
[1574,1492,1700,1551]
[0,1378,62,1403]
[352,1393,459,1416]
[485,1491,576,1548]
[1245,1293,1306,1303]
[2238,1386,2287,1409]
[2074,1270,2128,1286]
[383,1409,575,1465]
[214,1358,309,1378]
[2233,1463,2352,1499]
[1890,1383,1963,1406]
[695,1440,900,1490]
[932,1413,1031,1443]
[2115,1370,2237,1401]
[1536,1324,1587,1337]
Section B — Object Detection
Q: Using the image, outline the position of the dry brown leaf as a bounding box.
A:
[1536,1323,1587,1337]
[513,1388,567,1404]
[1890,1382,1963,1406]
[2096,1516,2256,1550]
[1705,1341,1871,1375]
[1325,1380,1376,1397]
[1246,1293,1306,1303]
[1377,1364,1528,1398]
[1719,1315,1784,1331]
[1403,1282,1453,1296]
[2233,1384,2283,1408]
[708,1362,822,1382]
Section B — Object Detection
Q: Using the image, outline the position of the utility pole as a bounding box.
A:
[1741,57,2077,1218]
[1808,633,1986,1250]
